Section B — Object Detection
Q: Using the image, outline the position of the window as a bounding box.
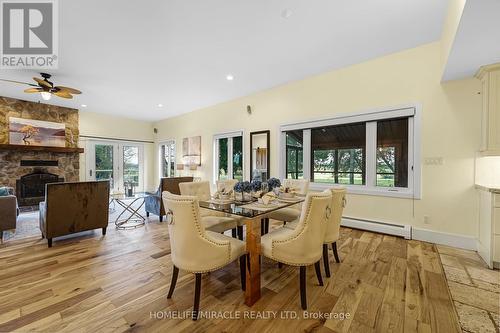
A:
[214,131,244,181]
[311,123,365,185]
[159,141,176,178]
[279,106,419,198]
[286,130,303,179]
[376,118,408,187]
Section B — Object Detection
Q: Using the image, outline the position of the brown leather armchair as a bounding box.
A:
[0,187,19,242]
[39,181,110,247]
[145,177,193,222]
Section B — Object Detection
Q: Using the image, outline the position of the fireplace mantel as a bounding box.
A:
[0,144,84,153]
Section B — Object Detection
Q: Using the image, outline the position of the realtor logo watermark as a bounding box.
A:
[1,0,58,69]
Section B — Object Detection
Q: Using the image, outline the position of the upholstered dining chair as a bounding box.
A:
[216,179,238,192]
[261,190,332,309]
[265,178,310,233]
[322,188,347,277]
[162,192,247,320]
[216,179,246,239]
[179,181,238,235]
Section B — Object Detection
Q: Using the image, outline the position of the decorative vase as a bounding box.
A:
[243,192,252,202]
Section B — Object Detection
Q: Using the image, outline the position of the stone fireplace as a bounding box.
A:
[0,97,81,206]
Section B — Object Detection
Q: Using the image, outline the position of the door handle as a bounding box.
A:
[90,170,93,177]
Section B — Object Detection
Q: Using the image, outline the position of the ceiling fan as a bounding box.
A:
[0,73,82,101]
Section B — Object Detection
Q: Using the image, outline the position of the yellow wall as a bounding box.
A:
[78,111,156,190]
[154,42,482,237]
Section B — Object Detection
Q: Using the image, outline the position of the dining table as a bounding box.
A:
[198,195,305,307]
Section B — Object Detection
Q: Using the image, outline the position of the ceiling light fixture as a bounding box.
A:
[158,103,163,107]
[281,8,293,19]
[81,104,87,108]
[40,91,51,101]
[226,74,234,81]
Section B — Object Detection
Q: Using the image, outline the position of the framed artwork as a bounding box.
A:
[182,136,201,165]
[9,117,65,147]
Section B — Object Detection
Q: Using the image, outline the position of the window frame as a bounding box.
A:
[279,105,421,199]
[213,130,245,183]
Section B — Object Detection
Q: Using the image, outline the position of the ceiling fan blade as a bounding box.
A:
[24,88,43,93]
[54,86,81,94]
[53,91,73,99]
[0,78,37,86]
[33,77,52,89]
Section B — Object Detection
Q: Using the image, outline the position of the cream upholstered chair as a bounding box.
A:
[179,181,238,235]
[322,188,346,277]
[261,190,332,309]
[216,179,246,239]
[216,179,238,192]
[162,192,247,320]
[265,179,310,233]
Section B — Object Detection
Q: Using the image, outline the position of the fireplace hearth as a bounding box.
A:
[16,169,64,206]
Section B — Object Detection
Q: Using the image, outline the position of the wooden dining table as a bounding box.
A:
[198,196,305,306]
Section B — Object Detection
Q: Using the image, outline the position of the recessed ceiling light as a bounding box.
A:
[281,9,293,19]
[226,74,234,81]
[81,104,87,108]
[158,103,163,107]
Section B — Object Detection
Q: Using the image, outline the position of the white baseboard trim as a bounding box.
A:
[411,227,477,251]
[341,217,411,239]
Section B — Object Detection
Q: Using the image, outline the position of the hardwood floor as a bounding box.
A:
[0,218,462,332]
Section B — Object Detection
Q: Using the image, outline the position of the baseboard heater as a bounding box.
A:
[341,216,412,239]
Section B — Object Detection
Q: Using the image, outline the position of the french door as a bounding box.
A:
[86,140,144,193]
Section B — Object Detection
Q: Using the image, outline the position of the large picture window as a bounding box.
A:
[280,106,419,198]
[214,131,244,181]
[311,123,365,185]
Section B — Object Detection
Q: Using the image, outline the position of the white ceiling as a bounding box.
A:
[442,0,500,81]
[0,0,448,121]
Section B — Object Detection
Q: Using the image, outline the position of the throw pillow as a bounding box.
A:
[0,187,9,196]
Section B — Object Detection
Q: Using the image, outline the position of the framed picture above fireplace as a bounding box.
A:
[9,117,66,147]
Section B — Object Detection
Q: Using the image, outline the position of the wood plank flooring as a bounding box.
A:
[0,218,462,332]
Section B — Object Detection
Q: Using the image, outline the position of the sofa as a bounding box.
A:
[39,181,110,247]
[145,177,193,221]
[0,187,19,242]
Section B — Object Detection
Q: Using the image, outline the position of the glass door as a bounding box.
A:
[87,141,144,193]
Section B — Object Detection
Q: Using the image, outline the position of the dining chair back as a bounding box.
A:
[179,181,211,201]
[267,190,332,265]
[260,190,332,309]
[162,191,247,320]
[283,178,310,195]
[216,179,238,192]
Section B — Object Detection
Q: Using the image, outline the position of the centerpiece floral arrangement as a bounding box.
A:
[250,180,262,192]
[267,177,281,191]
[234,181,252,201]
[234,181,252,193]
